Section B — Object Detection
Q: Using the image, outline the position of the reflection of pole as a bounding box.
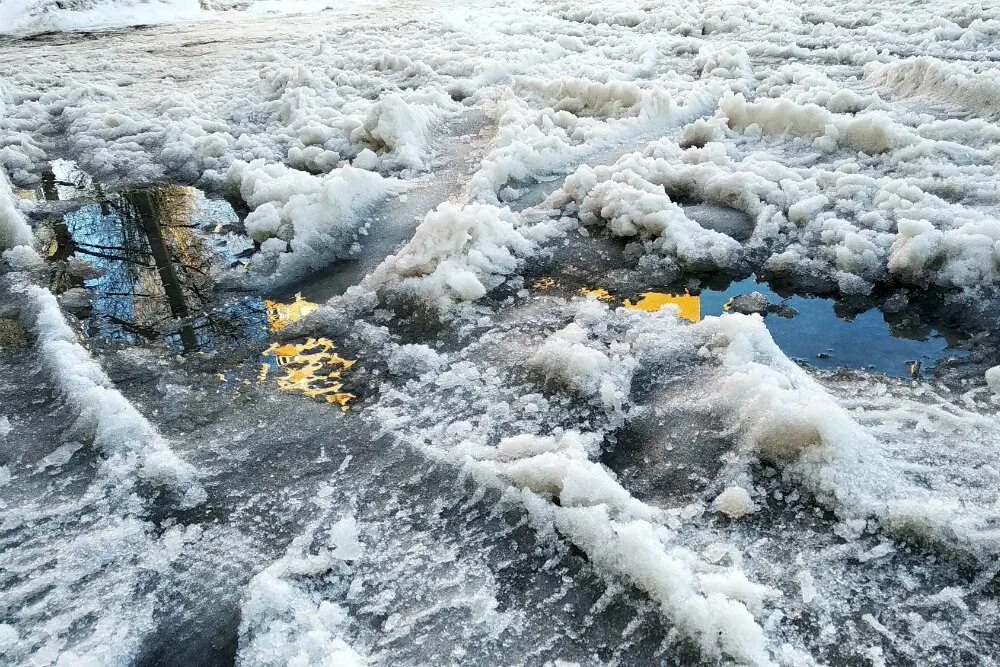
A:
[40,169,58,201]
[130,190,199,353]
[177,324,199,352]
[132,190,190,320]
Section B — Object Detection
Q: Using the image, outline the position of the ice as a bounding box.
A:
[712,486,758,519]
[0,171,34,251]
[528,322,611,396]
[866,57,1000,119]
[987,365,1000,393]
[18,283,204,506]
[0,0,376,36]
[354,202,560,312]
[225,160,396,286]
[238,517,366,667]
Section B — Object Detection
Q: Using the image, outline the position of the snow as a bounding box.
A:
[528,322,611,396]
[2,245,42,271]
[353,202,559,312]
[226,160,396,286]
[1,0,1000,664]
[702,313,1000,563]
[0,0,374,36]
[238,517,366,667]
[866,57,1000,120]
[18,283,205,506]
[713,486,758,519]
[986,366,1000,393]
[0,171,34,251]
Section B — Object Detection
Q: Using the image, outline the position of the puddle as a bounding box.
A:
[19,159,99,202]
[700,276,968,377]
[623,291,700,322]
[265,294,319,331]
[27,160,369,385]
[541,275,967,378]
[261,338,356,410]
[48,179,266,353]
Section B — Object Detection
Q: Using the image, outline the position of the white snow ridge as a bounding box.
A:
[1,0,999,666]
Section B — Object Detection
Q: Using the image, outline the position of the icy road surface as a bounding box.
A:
[1,0,1000,665]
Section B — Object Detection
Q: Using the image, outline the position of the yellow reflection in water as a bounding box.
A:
[263,338,356,410]
[534,277,559,290]
[265,294,319,332]
[624,292,701,322]
[565,283,702,322]
[260,294,356,411]
[578,287,615,302]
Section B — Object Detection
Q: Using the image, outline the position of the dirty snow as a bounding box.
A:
[2,0,1000,665]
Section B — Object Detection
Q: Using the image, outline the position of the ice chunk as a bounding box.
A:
[713,486,758,519]
[986,366,1000,394]
[529,322,610,396]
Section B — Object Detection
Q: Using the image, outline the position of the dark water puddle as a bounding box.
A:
[699,276,968,378]
[19,159,99,202]
[61,186,266,353]
[532,269,968,378]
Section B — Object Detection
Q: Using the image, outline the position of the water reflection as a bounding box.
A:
[533,277,559,290]
[577,287,615,302]
[535,276,966,377]
[57,183,262,353]
[262,338,356,410]
[258,294,357,410]
[265,294,319,332]
[623,292,700,322]
[19,159,98,202]
[572,283,701,323]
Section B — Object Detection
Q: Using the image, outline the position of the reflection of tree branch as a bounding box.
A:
[76,240,152,254]
[170,253,210,276]
[100,291,164,298]
[106,315,158,340]
[74,246,156,268]
[182,280,212,309]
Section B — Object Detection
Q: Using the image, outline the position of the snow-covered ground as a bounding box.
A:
[2,0,1000,665]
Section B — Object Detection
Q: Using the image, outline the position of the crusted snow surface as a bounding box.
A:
[348,286,999,664]
[2,0,1000,665]
[238,516,366,667]
[0,0,381,36]
[225,160,399,286]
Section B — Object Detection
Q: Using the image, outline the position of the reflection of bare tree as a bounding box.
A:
[63,185,256,353]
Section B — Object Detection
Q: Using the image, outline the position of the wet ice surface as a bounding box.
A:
[2,1,1000,666]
